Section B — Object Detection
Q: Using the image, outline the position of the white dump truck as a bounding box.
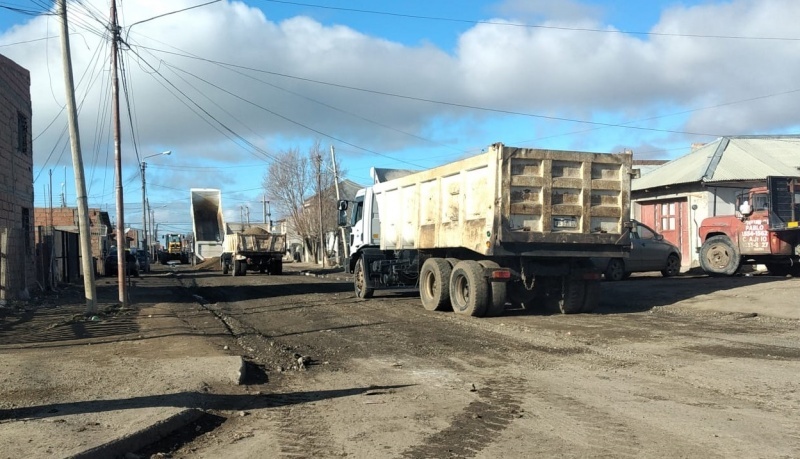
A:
[220,223,286,275]
[337,142,633,316]
[190,188,225,261]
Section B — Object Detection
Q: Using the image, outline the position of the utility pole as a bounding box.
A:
[331,145,347,267]
[262,194,267,224]
[110,0,127,306]
[316,153,325,268]
[141,161,147,251]
[58,0,97,313]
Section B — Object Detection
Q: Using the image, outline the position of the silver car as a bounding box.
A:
[595,220,682,281]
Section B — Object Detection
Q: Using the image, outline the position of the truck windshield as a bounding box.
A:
[751,193,768,212]
[351,197,364,226]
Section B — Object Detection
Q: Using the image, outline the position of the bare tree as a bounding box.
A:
[263,141,343,263]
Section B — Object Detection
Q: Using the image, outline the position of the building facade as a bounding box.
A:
[632,135,800,268]
[33,207,112,285]
[0,53,34,301]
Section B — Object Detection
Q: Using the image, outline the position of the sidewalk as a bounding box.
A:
[0,274,244,459]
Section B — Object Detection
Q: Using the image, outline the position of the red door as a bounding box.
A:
[639,199,690,265]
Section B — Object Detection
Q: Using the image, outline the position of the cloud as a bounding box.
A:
[1,0,799,196]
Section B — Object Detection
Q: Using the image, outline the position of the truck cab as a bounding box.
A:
[699,176,800,275]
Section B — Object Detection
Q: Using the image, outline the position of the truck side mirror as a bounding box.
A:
[739,200,752,216]
[337,200,348,227]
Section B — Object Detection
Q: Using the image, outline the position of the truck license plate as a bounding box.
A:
[553,217,578,228]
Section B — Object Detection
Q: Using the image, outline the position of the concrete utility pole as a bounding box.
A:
[110,0,127,306]
[331,145,347,267]
[316,153,325,268]
[141,151,170,256]
[58,0,97,313]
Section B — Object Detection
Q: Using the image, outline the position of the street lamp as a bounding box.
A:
[141,150,171,257]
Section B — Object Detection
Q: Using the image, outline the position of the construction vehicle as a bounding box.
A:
[190,188,225,261]
[158,233,189,264]
[220,224,287,275]
[699,176,800,276]
[337,142,633,317]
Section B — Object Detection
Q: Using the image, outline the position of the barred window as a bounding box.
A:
[18,111,28,153]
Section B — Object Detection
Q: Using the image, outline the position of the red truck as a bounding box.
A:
[699,176,800,276]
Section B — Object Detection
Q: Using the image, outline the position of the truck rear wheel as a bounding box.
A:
[420,258,452,311]
[354,258,374,299]
[450,261,488,317]
[558,278,587,314]
[478,260,507,317]
[222,259,229,274]
[270,259,283,275]
[700,235,740,276]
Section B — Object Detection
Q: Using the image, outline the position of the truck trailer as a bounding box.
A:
[221,224,287,275]
[338,142,633,316]
[190,188,225,261]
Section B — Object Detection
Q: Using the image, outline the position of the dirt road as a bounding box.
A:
[159,265,800,458]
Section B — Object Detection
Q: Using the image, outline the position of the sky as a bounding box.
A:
[1,0,800,236]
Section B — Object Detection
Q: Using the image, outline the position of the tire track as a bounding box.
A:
[400,378,523,458]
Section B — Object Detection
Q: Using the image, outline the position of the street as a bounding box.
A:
[155,263,800,458]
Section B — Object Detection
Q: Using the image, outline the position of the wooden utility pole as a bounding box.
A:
[110,0,127,306]
[58,0,97,313]
[330,145,347,267]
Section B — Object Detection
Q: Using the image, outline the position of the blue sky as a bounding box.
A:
[2,0,800,235]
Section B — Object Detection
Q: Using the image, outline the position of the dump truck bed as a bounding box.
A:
[373,143,632,257]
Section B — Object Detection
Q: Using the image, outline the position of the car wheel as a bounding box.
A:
[661,254,680,277]
[604,259,625,281]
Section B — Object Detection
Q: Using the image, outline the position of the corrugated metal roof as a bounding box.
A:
[633,136,800,191]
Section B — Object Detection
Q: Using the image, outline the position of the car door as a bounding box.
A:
[636,222,673,271]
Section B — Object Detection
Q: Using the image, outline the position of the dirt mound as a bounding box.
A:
[194,257,220,271]
[242,226,269,235]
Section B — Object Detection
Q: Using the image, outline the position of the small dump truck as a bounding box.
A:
[220,224,286,276]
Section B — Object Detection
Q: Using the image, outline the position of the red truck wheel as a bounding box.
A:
[700,236,740,276]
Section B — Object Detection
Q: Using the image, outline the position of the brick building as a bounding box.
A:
[0,53,34,301]
[33,207,112,284]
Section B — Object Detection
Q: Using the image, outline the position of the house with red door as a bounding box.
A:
[632,135,800,269]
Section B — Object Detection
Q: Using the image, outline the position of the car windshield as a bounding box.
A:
[635,224,656,240]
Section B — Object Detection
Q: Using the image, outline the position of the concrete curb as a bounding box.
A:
[67,408,203,459]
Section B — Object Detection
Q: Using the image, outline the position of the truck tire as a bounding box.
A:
[232,259,242,276]
[449,260,489,317]
[239,260,248,276]
[661,254,681,277]
[699,235,740,276]
[271,259,283,275]
[765,263,792,277]
[419,258,452,311]
[558,278,586,314]
[478,260,507,317]
[354,258,374,299]
[581,280,601,313]
[604,258,625,281]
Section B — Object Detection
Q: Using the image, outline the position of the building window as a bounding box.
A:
[18,111,29,153]
[22,208,31,253]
